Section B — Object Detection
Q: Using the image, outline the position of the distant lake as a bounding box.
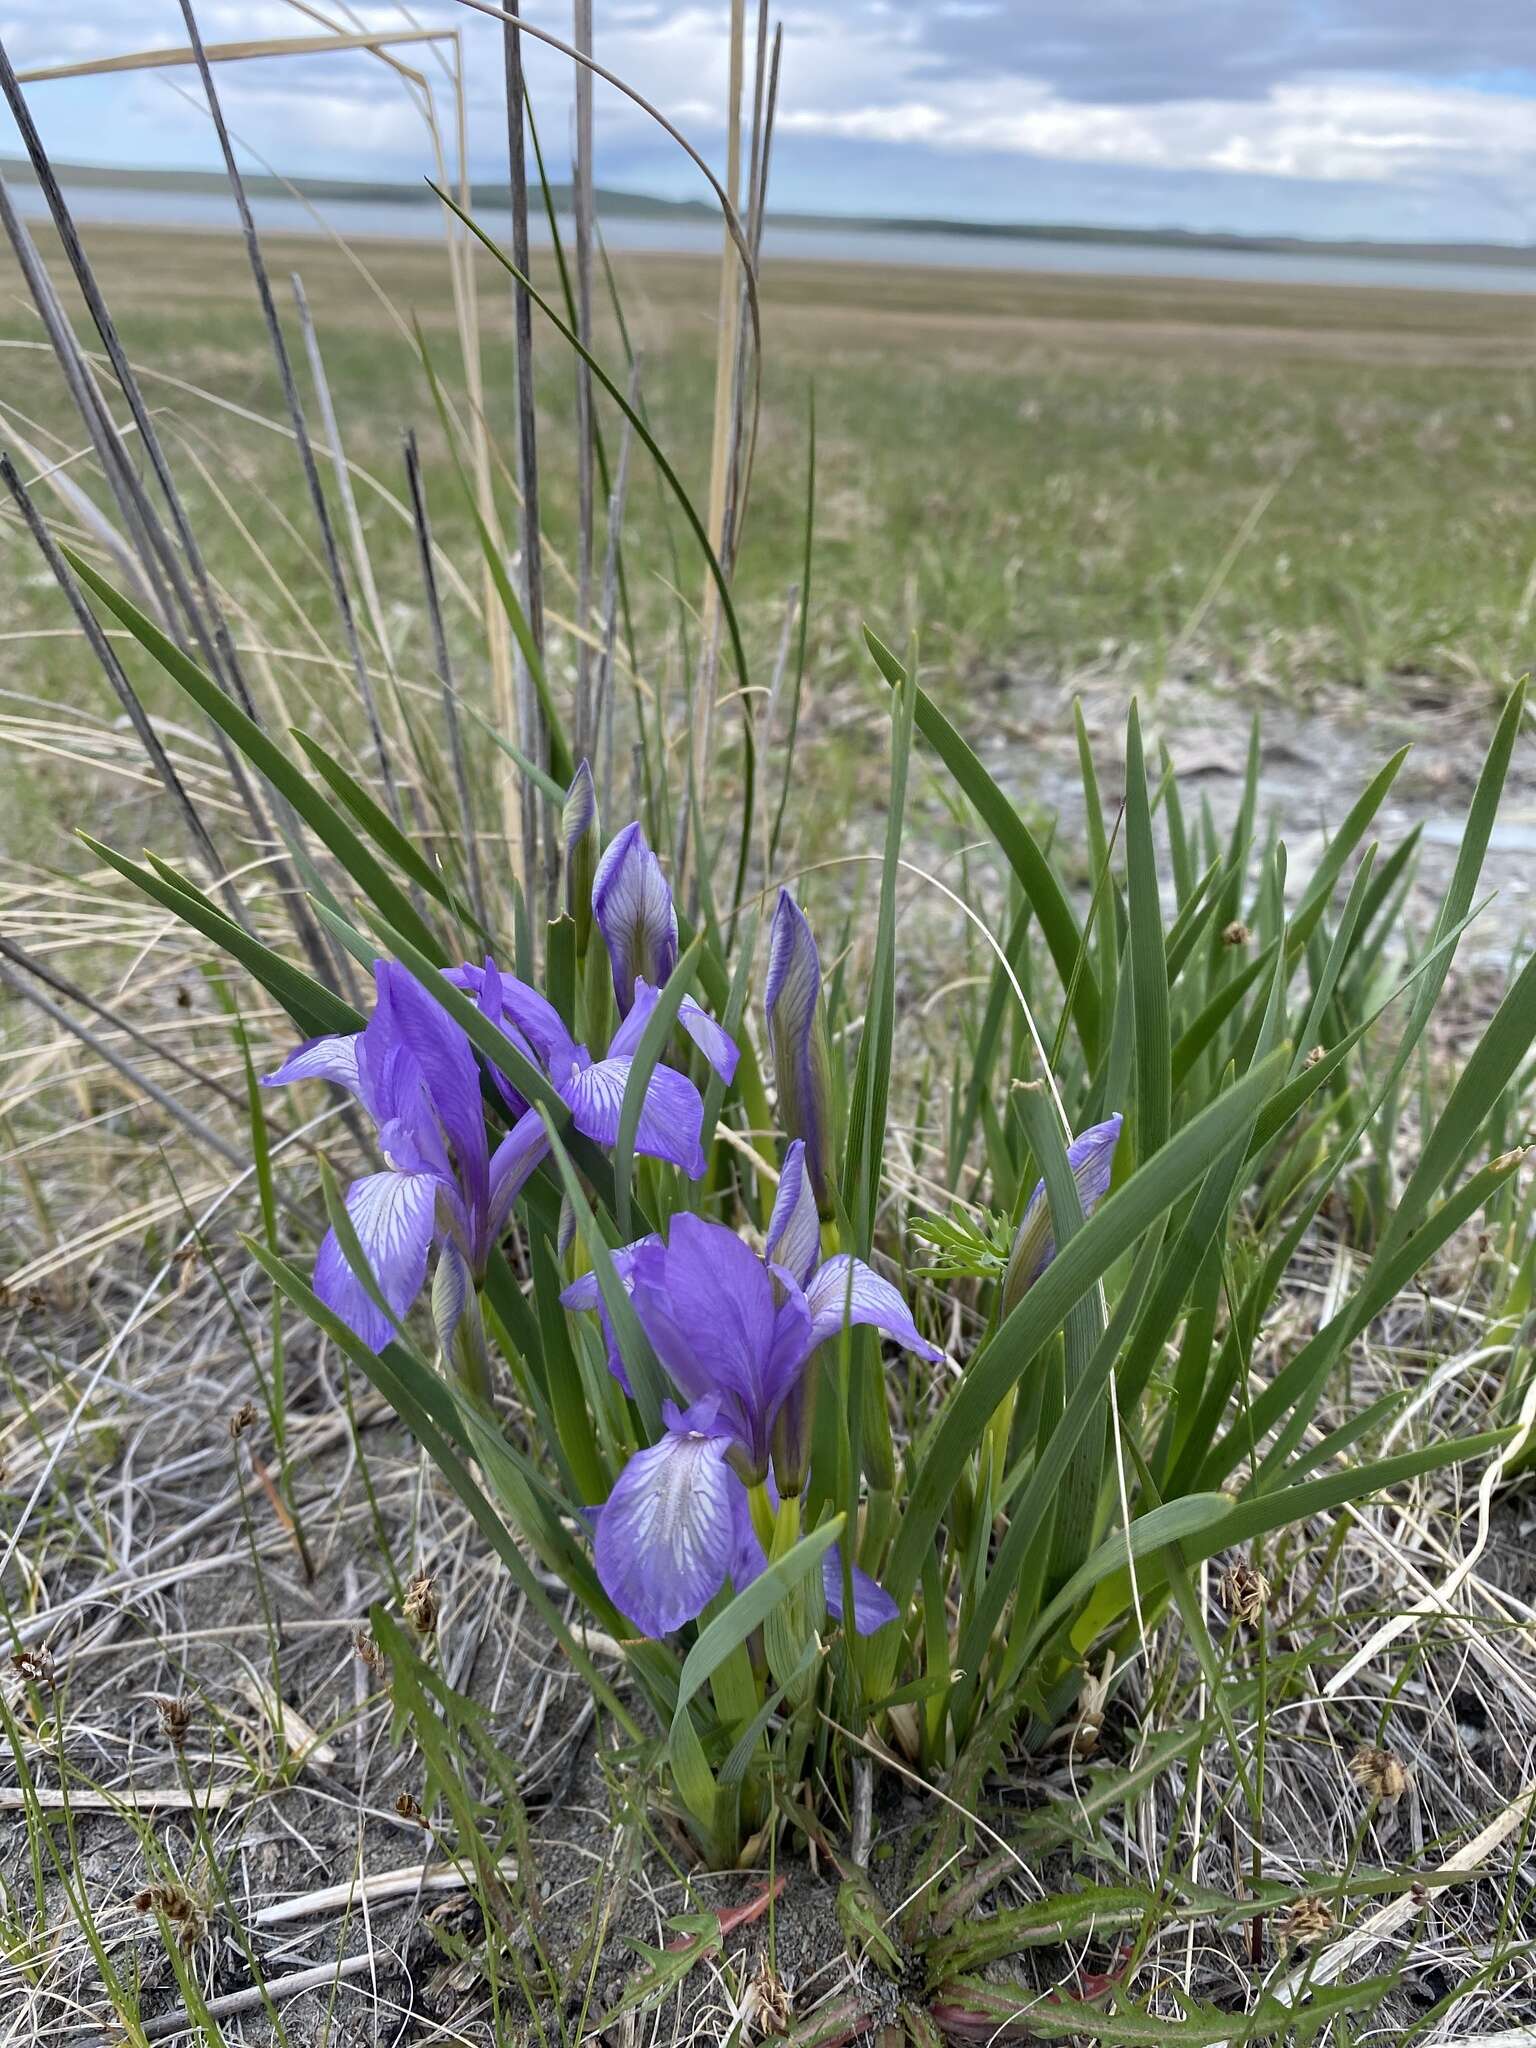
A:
[14,179,1536,297]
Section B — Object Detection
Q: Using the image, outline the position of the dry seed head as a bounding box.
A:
[1222,920,1251,947]
[395,1792,426,1826]
[154,1695,194,1750]
[228,1401,258,1440]
[404,1573,439,1637]
[133,1882,207,1953]
[745,1959,793,2040]
[1280,1897,1334,1949]
[1218,1561,1271,1626]
[1068,1653,1115,1757]
[11,1647,56,1694]
[354,1629,387,1675]
[1491,1146,1529,1176]
[1349,1745,1410,1806]
[1305,1044,1327,1067]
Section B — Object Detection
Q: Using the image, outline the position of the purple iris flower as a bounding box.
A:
[263,960,549,1351]
[562,1166,941,1639]
[765,890,835,1213]
[590,820,738,1082]
[265,953,723,1351]
[1002,1112,1124,1311]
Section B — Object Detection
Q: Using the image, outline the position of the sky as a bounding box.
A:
[3,1,1536,243]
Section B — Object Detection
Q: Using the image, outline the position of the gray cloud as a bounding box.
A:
[870,0,1536,105]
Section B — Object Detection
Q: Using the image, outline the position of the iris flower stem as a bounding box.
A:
[860,1488,892,1573]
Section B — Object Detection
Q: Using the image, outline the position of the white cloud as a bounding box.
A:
[775,72,1536,189]
[4,0,1536,237]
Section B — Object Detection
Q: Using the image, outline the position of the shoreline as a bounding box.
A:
[14,204,1536,308]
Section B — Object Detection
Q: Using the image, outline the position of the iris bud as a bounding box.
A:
[1001,1113,1123,1315]
[563,760,600,957]
[765,890,836,1215]
[591,821,678,1015]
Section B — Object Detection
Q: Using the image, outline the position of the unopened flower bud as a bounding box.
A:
[592,821,677,1015]
[770,1366,818,1498]
[1002,1114,1123,1314]
[765,891,836,1214]
[229,1402,258,1440]
[563,759,600,956]
[431,1242,472,1352]
[432,1244,491,1397]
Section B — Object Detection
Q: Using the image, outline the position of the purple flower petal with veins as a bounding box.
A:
[678,995,739,1084]
[594,1398,737,1636]
[607,979,736,1087]
[264,1032,362,1096]
[313,1168,439,1354]
[559,1234,661,1394]
[804,1254,944,1362]
[266,935,719,1351]
[628,1217,811,1465]
[561,1055,707,1177]
[764,1139,821,1288]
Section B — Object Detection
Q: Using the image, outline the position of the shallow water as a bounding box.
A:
[14,179,1536,296]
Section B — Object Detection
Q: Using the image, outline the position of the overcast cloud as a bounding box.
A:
[2,1,1535,240]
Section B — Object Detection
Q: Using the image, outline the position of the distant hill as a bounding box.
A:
[7,155,1536,271]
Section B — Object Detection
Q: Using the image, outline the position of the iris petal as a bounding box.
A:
[314,1169,440,1352]
[765,890,833,1209]
[604,979,660,1062]
[262,1031,362,1096]
[764,1139,821,1287]
[804,1254,942,1362]
[678,996,739,1084]
[629,1217,813,1454]
[594,1410,736,1635]
[561,1057,707,1178]
[823,1550,900,1635]
[559,1233,660,1394]
[379,965,488,1216]
[487,1108,551,1240]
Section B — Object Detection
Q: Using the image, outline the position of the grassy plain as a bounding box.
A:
[5,225,1536,719]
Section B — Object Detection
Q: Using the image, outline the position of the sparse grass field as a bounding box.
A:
[6,215,1536,2047]
[7,225,1536,742]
